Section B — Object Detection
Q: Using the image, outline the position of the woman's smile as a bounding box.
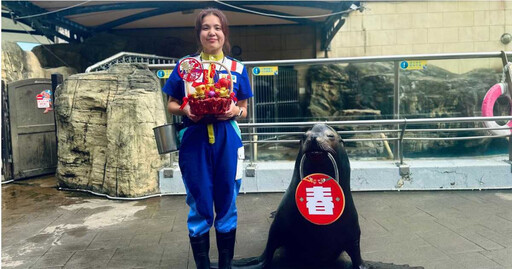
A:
[200,14,225,55]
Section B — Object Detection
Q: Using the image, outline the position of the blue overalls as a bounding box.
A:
[179,121,242,236]
[163,54,253,237]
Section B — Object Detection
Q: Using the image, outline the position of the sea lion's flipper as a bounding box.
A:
[232,255,264,268]
[232,240,279,268]
[269,210,277,218]
[345,239,367,269]
[232,221,282,268]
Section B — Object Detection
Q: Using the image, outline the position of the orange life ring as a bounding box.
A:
[481,83,512,135]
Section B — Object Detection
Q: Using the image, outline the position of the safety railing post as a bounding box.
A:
[399,119,407,165]
[398,119,410,177]
[500,51,512,97]
[250,70,256,163]
[509,134,512,163]
[251,93,257,163]
[246,70,257,177]
[499,51,512,164]
[393,61,400,161]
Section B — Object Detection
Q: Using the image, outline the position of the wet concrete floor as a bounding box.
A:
[2,175,512,268]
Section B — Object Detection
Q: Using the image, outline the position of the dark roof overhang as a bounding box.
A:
[2,1,359,48]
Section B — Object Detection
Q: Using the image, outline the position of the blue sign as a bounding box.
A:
[252,67,261,75]
[156,70,172,79]
[400,60,427,70]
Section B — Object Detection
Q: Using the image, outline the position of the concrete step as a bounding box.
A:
[159,155,512,194]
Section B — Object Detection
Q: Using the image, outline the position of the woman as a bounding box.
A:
[162,8,253,269]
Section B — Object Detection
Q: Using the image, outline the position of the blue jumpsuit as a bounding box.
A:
[162,54,253,237]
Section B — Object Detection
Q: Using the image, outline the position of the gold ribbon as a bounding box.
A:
[207,124,215,144]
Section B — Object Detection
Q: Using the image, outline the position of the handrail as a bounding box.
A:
[148,51,512,69]
[238,116,512,128]
[86,52,177,73]
[241,125,512,136]
[238,116,512,163]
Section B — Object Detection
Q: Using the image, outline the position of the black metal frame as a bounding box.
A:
[2,1,356,49]
[1,80,14,180]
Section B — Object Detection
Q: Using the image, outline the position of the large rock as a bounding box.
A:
[1,40,76,83]
[55,63,169,197]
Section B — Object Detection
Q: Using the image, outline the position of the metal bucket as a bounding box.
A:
[153,123,179,154]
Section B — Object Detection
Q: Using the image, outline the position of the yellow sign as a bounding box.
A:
[400,60,427,70]
[156,70,173,79]
[252,66,278,76]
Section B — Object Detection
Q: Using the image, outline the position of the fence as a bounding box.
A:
[149,51,512,166]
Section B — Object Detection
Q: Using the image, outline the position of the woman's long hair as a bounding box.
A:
[195,8,231,55]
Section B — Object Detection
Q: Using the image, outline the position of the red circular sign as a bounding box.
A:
[178,58,203,82]
[295,173,345,225]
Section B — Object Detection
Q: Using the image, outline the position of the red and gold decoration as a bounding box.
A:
[178,57,203,82]
[179,58,236,115]
[295,173,345,225]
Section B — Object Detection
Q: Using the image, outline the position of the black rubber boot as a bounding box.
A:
[190,232,211,269]
[216,229,236,269]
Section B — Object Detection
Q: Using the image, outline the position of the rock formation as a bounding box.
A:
[1,40,76,83]
[54,63,169,197]
[307,63,508,157]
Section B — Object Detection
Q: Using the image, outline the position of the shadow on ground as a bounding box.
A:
[231,250,424,269]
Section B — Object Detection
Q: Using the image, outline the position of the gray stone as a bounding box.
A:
[1,40,76,83]
[54,63,169,197]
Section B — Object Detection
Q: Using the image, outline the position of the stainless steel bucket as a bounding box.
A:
[153,123,179,154]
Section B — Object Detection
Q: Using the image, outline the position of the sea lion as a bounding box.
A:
[234,124,367,269]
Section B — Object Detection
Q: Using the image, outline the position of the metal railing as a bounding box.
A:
[86,52,176,73]
[238,116,512,165]
[148,51,512,165]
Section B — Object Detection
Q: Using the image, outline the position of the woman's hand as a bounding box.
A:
[168,97,203,122]
[184,106,204,122]
[216,101,239,121]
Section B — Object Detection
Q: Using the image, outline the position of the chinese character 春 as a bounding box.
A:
[306,186,334,215]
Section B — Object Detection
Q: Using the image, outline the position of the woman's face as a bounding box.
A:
[200,14,225,55]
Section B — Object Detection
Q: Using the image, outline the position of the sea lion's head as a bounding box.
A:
[302,124,342,156]
[299,124,349,183]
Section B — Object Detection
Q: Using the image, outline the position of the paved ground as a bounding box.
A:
[2,175,512,269]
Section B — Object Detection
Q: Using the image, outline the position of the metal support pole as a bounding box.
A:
[398,119,410,177]
[509,133,512,163]
[273,74,279,122]
[246,69,257,177]
[393,61,400,161]
[500,51,512,97]
[51,73,63,154]
[250,70,257,163]
[1,80,13,180]
[499,51,512,163]
[399,119,407,165]
[251,96,257,163]
[51,74,63,100]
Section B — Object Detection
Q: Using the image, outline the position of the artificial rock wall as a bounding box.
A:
[55,63,169,197]
[1,40,76,83]
[307,62,508,157]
